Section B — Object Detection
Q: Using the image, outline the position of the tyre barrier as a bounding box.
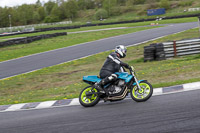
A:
[0,32,67,47]
[38,25,80,32]
[144,43,166,62]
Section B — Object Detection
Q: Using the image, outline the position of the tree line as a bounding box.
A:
[0,0,178,28]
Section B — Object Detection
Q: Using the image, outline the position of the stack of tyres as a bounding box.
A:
[144,43,166,62]
[144,44,156,62]
[155,43,166,61]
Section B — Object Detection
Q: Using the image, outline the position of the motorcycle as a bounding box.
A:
[79,66,153,107]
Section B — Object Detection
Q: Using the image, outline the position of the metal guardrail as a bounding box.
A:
[163,38,200,58]
[0,21,72,33]
[144,38,200,62]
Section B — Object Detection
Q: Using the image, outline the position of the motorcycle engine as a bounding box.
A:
[108,80,125,95]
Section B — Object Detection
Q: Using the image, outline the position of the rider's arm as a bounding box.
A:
[120,62,130,69]
[108,54,130,69]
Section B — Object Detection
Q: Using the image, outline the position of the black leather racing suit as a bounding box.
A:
[99,52,129,79]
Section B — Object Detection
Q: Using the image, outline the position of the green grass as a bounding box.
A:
[0,26,161,62]
[0,27,199,105]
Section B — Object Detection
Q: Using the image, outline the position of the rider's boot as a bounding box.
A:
[94,78,110,93]
[94,82,104,93]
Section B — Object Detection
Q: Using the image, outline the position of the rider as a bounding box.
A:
[94,45,130,92]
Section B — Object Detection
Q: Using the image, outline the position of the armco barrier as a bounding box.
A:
[0,32,67,47]
[163,38,200,58]
[144,38,200,62]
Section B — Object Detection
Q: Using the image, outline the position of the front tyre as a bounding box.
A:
[79,86,100,107]
[131,81,153,102]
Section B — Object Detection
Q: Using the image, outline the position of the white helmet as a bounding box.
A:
[115,45,127,58]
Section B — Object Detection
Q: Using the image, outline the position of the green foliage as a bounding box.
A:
[126,0,134,6]
[37,7,46,21]
[77,0,86,10]
[179,1,193,7]
[66,0,79,19]
[146,0,158,9]
[160,0,170,10]
[77,0,95,10]
[134,0,146,4]
[33,12,40,23]
[95,9,108,20]
[50,4,62,20]
[110,6,121,16]
[103,0,117,15]
[44,15,60,23]
[36,0,42,8]
[44,1,56,16]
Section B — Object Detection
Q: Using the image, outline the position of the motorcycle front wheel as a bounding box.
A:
[79,86,100,107]
[130,80,153,102]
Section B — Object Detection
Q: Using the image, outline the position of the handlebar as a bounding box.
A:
[121,66,135,74]
[129,66,135,74]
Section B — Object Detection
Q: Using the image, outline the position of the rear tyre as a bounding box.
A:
[79,86,100,107]
[131,81,153,102]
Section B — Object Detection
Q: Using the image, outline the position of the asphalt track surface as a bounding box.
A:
[1,89,200,133]
[0,22,197,79]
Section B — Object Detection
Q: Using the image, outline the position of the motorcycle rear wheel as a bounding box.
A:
[79,86,100,107]
[131,80,153,102]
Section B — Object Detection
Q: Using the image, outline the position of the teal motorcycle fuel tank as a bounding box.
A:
[115,72,133,83]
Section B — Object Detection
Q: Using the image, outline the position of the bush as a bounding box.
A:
[110,7,121,16]
[44,16,60,23]
[95,9,108,20]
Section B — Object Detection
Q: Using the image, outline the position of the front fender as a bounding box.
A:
[132,80,147,86]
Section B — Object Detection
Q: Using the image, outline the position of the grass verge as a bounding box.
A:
[0,28,199,105]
